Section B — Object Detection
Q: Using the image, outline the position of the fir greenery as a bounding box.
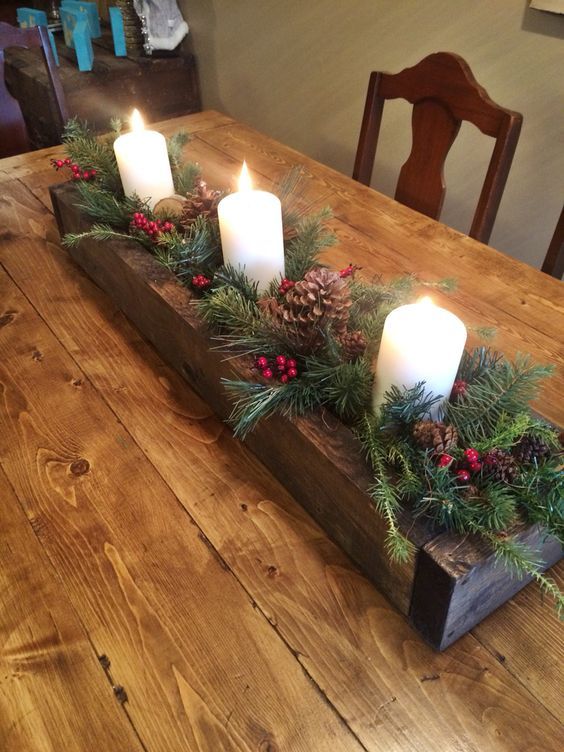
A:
[57,121,564,616]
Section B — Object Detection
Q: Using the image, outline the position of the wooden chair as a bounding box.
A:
[0,21,68,158]
[353,52,522,244]
[540,205,564,279]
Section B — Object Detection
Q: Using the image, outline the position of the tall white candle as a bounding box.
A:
[217,162,285,292]
[373,297,467,419]
[113,109,174,209]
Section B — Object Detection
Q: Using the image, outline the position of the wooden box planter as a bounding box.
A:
[50,183,562,650]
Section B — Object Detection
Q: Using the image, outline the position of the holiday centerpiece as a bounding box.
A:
[49,117,563,649]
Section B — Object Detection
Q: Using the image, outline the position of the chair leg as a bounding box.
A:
[541,206,564,279]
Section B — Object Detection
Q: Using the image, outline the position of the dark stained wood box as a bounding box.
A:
[5,31,201,150]
[50,182,562,650]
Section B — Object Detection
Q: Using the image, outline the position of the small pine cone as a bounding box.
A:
[512,435,551,465]
[464,484,481,500]
[180,180,222,228]
[483,449,519,484]
[285,267,352,336]
[339,329,366,361]
[412,420,458,454]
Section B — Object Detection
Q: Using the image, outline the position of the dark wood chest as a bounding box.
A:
[5,31,201,149]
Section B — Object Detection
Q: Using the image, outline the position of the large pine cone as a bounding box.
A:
[339,329,367,361]
[512,435,551,465]
[412,420,458,454]
[180,180,222,228]
[483,449,519,484]
[261,267,352,349]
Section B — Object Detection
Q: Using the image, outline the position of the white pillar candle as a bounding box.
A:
[217,162,285,293]
[373,297,467,419]
[113,109,175,209]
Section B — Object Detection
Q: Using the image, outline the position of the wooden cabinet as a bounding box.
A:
[5,31,201,149]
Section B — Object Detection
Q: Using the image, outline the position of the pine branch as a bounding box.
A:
[196,286,262,337]
[284,208,335,280]
[167,130,190,171]
[62,224,152,252]
[212,264,259,302]
[446,354,554,445]
[73,182,145,229]
[174,162,201,195]
[223,377,324,438]
[379,382,443,432]
[304,356,373,422]
[485,532,564,618]
[356,415,414,562]
[456,346,504,384]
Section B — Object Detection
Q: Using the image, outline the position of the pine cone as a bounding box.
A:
[512,435,551,465]
[483,449,519,484]
[180,180,222,228]
[412,421,458,454]
[339,329,366,361]
[260,267,352,350]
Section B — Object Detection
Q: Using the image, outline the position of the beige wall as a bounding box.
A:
[180,0,564,270]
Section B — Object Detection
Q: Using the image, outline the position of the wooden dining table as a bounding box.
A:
[0,110,562,752]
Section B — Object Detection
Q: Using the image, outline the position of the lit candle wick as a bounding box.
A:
[238,161,252,192]
[130,108,145,132]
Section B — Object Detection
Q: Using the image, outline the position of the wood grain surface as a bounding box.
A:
[0,110,563,752]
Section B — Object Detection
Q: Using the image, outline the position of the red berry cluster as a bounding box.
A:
[451,379,468,400]
[339,263,359,278]
[436,447,482,483]
[130,212,174,241]
[192,274,212,290]
[51,157,97,182]
[278,278,295,295]
[255,354,298,383]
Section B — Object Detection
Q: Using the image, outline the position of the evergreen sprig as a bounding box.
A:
[284,208,336,280]
[446,354,554,444]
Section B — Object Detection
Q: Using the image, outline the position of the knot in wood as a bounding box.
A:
[266,565,279,578]
[70,458,90,476]
[0,311,16,328]
[258,735,278,752]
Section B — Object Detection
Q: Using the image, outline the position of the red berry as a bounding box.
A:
[262,368,273,379]
[82,171,90,180]
[55,159,64,168]
[437,453,454,468]
[339,263,357,278]
[71,163,80,173]
[463,448,480,464]
[452,380,468,398]
[286,358,297,369]
[89,169,97,177]
[72,173,81,180]
[469,461,482,473]
[256,356,269,369]
[456,469,471,483]
[287,367,298,379]
[280,373,289,384]
[64,158,71,165]
[276,355,287,367]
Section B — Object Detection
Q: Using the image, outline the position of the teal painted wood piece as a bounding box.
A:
[109,7,127,57]
[60,8,94,71]
[61,1,101,38]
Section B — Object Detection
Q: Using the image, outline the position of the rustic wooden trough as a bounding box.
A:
[50,182,562,650]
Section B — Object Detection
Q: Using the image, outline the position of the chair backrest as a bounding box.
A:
[0,21,68,158]
[540,205,564,279]
[352,52,522,244]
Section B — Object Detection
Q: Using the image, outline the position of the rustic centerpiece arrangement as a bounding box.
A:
[49,115,563,650]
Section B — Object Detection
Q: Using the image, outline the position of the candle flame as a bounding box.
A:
[418,296,434,307]
[130,109,145,132]
[238,161,252,192]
